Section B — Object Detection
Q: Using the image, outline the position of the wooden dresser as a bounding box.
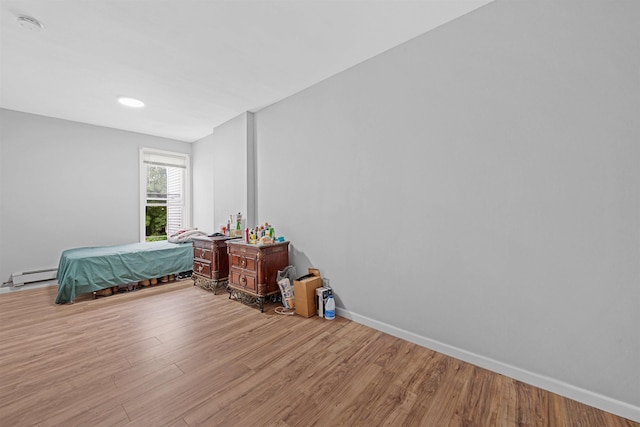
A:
[192,236,238,293]
[226,240,290,312]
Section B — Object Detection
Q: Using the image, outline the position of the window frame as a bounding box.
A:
[139,147,191,243]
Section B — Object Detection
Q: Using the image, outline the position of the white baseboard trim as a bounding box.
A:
[336,307,640,423]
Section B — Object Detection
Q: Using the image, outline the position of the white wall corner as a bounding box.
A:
[246,111,257,227]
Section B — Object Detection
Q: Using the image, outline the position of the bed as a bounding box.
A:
[55,241,194,304]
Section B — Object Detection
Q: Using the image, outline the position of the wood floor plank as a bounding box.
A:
[379,384,419,426]
[123,356,252,424]
[515,379,549,426]
[57,402,131,427]
[491,374,519,426]
[397,352,460,426]
[0,281,637,426]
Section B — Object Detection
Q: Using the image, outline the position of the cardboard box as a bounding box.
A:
[294,272,323,318]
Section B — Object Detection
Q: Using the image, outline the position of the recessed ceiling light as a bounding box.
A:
[118,97,145,108]
[17,15,44,31]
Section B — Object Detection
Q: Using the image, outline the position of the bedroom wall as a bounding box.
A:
[0,109,191,284]
[192,111,255,235]
[192,132,215,232]
[253,0,639,419]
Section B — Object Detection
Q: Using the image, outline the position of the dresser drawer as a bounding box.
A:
[193,246,212,261]
[193,260,212,278]
[229,269,257,293]
[230,253,257,272]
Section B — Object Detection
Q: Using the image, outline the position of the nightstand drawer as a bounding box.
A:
[193,260,211,278]
[230,253,257,272]
[229,270,257,293]
[193,246,212,261]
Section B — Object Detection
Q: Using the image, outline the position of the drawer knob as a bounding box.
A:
[198,265,203,272]
[240,258,247,268]
[240,275,246,284]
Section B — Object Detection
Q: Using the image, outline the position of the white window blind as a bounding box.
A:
[142,152,188,169]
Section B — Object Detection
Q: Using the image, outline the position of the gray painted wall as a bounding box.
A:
[192,112,253,235]
[192,132,215,232]
[0,109,191,283]
[253,0,639,414]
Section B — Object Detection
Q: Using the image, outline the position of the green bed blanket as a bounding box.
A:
[55,241,193,304]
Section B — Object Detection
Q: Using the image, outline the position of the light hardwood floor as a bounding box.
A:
[0,281,637,426]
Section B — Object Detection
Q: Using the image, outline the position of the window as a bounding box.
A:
[140,148,190,242]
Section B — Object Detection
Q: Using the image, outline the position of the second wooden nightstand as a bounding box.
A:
[226,240,290,312]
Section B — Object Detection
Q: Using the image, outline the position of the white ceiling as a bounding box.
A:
[0,0,492,142]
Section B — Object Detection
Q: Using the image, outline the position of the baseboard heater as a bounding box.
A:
[12,268,58,286]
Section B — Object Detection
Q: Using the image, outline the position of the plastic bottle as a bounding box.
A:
[324,294,335,320]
